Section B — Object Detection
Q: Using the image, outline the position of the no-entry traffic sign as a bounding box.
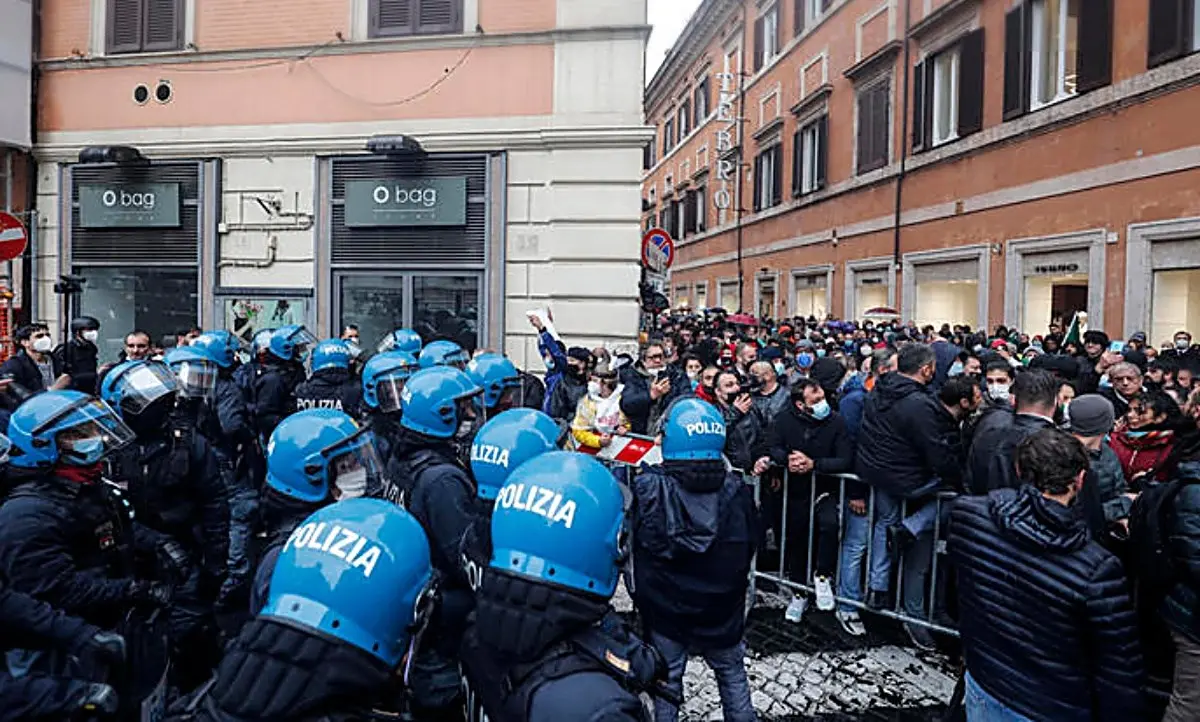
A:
[0,212,27,263]
[641,228,674,274]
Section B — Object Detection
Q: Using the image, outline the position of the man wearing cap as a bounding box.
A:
[1065,395,1132,540]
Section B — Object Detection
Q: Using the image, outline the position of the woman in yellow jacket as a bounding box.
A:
[571,363,629,451]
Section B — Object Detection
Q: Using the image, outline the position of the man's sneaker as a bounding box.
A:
[814,576,835,611]
[836,609,867,637]
[784,596,808,623]
[865,589,890,611]
[904,622,938,651]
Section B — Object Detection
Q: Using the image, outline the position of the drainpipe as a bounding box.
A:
[734,51,747,312]
[23,0,42,325]
[892,0,913,270]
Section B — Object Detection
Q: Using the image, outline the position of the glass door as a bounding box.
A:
[336,272,482,353]
[412,275,480,352]
[338,275,405,352]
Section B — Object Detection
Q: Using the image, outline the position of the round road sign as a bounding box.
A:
[641,228,675,273]
[0,212,27,263]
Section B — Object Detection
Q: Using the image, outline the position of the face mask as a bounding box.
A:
[64,437,104,465]
[860,346,872,358]
[773,361,786,376]
[587,380,601,397]
[1126,430,1150,439]
[346,342,363,359]
[797,352,813,368]
[455,418,477,441]
[723,391,740,405]
[948,361,964,377]
[690,378,699,391]
[988,384,1010,402]
[32,336,53,353]
[816,349,827,358]
[567,365,586,380]
[686,369,698,380]
[82,329,99,343]
[335,468,368,499]
[809,400,831,420]
[1177,339,1191,350]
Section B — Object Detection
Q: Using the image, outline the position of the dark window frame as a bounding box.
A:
[1002,0,1111,121]
[855,77,891,175]
[679,99,693,138]
[1149,0,1199,68]
[694,77,711,126]
[912,28,984,153]
[753,143,784,211]
[370,0,464,39]
[792,114,828,197]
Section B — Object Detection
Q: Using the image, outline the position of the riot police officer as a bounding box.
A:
[418,339,470,370]
[466,353,524,418]
[389,365,483,719]
[629,398,759,722]
[461,452,669,722]
[378,327,423,356]
[100,360,230,685]
[360,350,418,466]
[0,391,170,627]
[233,328,274,406]
[294,339,362,414]
[252,325,315,440]
[460,409,560,593]
[250,408,383,612]
[165,498,437,722]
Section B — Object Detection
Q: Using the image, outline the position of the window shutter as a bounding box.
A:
[856,89,872,174]
[873,83,889,169]
[957,29,985,137]
[697,186,707,231]
[753,154,763,211]
[771,145,783,207]
[372,0,416,37]
[754,17,765,71]
[815,115,828,190]
[143,0,183,51]
[791,130,802,196]
[1002,5,1030,121]
[107,0,144,53]
[1148,0,1188,68]
[794,0,806,36]
[1076,0,1113,94]
[417,0,460,34]
[685,191,697,235]
[911,59,927,152]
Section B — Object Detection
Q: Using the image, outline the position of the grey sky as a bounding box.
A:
[646,0,704,85]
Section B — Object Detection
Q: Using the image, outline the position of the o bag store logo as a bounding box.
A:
[344,177,468,228]
[78,183,182,228]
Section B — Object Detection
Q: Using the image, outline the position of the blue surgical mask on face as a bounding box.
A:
[1126,430,1150,439]
[65,438,104,465]
[773,361,786,376]
[949,361,964,377]
[816,349,827,358]
[810,400,831,420]
[797,352,814,367]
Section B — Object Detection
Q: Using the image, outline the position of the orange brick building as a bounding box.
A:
[644,0,1200,344]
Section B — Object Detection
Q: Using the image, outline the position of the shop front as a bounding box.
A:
[755,273,778,319]
[844,258,895,321]
[63,160,216,358]
[1126,218,1200,344]
[1005,230,1106,335]
[318,154,501,354]
[790,265,833,320]
[902,246,989,329]
[718,278,739,312]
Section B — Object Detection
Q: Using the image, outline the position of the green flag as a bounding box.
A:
[1063,311,1088,345]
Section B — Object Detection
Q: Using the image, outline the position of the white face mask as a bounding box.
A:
[587,380,602,398]
[334,468,368,499]
[32,336,53,353]
[988,383,1011,402]
[82,329,99,343]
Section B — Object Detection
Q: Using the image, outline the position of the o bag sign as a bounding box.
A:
[78,183,182,228]
[344,177,468,227]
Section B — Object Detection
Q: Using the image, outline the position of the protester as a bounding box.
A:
[570,362,628,452]
[0,323,67,400]
[1111,389,1185,483]
[965,369,1059,494]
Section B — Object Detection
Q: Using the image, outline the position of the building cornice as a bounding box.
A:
[645,0,738,108]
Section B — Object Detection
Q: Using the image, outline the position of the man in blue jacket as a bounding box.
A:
[631,398,759,722]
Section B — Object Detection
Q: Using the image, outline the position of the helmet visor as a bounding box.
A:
[377,334,398,354]
[113,363,180,414]
[46,399,137,463]
[173,359,218,400]
[375,373,412,414]
[287,327,319,359]
[323,428,384,500]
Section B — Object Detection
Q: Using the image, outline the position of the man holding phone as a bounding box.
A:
[711,370,767,472]
[619,341,689,435]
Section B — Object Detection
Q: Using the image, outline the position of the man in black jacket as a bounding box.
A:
[620,342,689,434]
[965,369,1058,495]
[546,347,592,423]
[949,428,1144,722]
[712,370,766,472]
[0,324,66,405]
[52,317,101,395]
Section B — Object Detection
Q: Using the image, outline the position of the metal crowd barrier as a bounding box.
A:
[745,468,961,637]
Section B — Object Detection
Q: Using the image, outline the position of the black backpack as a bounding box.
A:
[1128,474,1200,595]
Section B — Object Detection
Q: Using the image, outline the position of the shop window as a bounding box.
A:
[754,4,781,72]
[679,100,692,139]
[370,0,463,38]
[78,267,198,360]
[855,279,888,321]
[719,281,739,312]
[856,78,891,174]
[1023,274,1088,334]
[758,278,776,318]
[664,118,676,154]
[107,0,184,54]
[675,287,690,309]
[914,31,984,151]
[1152,269,1200,347]
[792,115,828,196]
[695,283,708,310]
[1149,0,1200,68]
[694,77,710,125]
[224,298,309,344]
[753,144,783,211]
[793,275,828,319]
[1003,0,1112,120]
[915,280,979,328]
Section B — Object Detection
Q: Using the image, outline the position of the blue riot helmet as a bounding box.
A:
[418,340,469,370]
[262,498,436,669]
[268,324,318,362]
[470,409,560,501]
[311,339,352,373]
[378,328,423,356]
[162,346,218,401]
[499,407,565,447]
[251,328,275,357]
[490,451,626,597]
[100,359,181,418]
[466,353,522,412]
[399,366,482,439]
[266,408,382,503]
[361,351,419,412]
[190,330,248,369]
[7,391,135,469]
[661,397,726,462]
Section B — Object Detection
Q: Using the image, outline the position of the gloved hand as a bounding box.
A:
[127,579,173,607]
[157,540,192,579]
[81,630,126,665]
[69,682,119,716]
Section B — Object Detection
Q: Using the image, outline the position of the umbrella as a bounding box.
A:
[727,313,758,327]
[862,307,901,321]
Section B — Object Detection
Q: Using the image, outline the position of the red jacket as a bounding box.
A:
[1109,425,1176,483]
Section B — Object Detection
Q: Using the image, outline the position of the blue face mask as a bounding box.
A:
[1126,430,1150,439]
[542,356,555,372]
[816,349,827,358]
[773,361,786,376]
[690,378,699,391]
[797,352,814,368]
[64,437,105,465]
[949,361,964,377]
[810,400,831,420]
